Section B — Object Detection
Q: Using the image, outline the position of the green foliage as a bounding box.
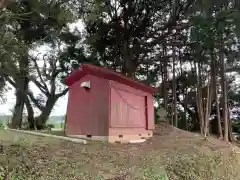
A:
[232,118,240,134]
[0,124,4,129]
[84,0,177,78]
[0,0,78,129]
[4,0,74,44]
[154,107,160,124]
[47,124,55,129]
[1,0,240,136]
[0,77,6,104]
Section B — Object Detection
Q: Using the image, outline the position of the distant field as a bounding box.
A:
[0,115,65,129]
[0,116,9,125]
[48,122,65,129]
[48,117,65,129]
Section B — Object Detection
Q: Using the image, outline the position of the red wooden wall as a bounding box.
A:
[65,74,155,137]
[110,81,146,128]
[65,74,109,136]
[109,81,155,135]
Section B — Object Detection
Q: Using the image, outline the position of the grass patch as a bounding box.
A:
[1,126,240,180]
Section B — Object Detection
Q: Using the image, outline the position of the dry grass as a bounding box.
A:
[0,123,240,180]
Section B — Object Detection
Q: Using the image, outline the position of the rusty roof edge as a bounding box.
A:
[64,64,157,94]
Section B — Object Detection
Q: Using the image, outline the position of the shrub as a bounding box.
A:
[21,121,29,130]
[46,124,55,131]
[0,124,4,129]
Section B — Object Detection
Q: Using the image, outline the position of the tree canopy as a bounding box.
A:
[1,0,240,142]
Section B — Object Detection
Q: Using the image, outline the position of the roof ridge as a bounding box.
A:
[64,64,157,94]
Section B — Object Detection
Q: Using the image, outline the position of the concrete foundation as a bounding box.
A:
[67,131,153,143]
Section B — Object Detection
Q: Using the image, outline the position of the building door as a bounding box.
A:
[110,85,146,128]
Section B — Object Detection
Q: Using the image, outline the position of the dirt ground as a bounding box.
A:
[1,123,240,180]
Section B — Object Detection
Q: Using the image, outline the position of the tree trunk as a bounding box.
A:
[219,48,229,142]
[163,60,168,111]
[24,95,35,130]
[172,46,177,127]
[204,77,212,138]
[227,80,233,142]
[123,40,134,78]
[11,53,29,129]
[122,3,136,79]
[179,55,187,130]
[163,46,168,112]
[11,77,28,129]
[183,91,188,130]
[198,63,205,134]
[195,62,204,134]
[35,96,57,130]
[160,63,164,100]
[216,99,223,139]
[11,89,24,128]
[228,109,233,142]
[0,0,7,9]
[212,56,223,139]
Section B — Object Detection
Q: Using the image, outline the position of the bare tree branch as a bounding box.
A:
[0,69,16,87]
[31,53,50,94]
[148,0,193,46]
[29,76,48,95]
[5,76,16,88]
[56,88,68,98]
[27,91,45,111]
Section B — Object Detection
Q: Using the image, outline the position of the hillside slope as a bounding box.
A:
[0,124,240,180]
